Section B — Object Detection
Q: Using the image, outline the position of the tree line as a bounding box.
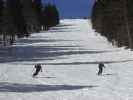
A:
[91,0,133,49]
[0,0,59,46]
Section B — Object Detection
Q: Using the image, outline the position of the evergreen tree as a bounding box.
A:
[91,0,133,49]
[0,0,4,43]
[7,0,27,39]
[32,0,42,30]
[42,4,60,30]
[1,0,27,45]
[0,0,60,46]
[1,0,16,45]
[52,5,60,25]
[21,0,39,32]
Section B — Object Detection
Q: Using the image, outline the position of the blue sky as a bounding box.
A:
[42,0,95,18]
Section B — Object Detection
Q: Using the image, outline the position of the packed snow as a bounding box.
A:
[0,19,133,100]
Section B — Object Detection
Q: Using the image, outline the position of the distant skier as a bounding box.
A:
[97,62,105,75]
[32,63,42,77]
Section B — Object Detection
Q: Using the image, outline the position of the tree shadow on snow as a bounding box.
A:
[17,39,75,44]
[0,45,77,63]
[42,24,75,33]
[44,59,133,65]
[0,82,98,93]
[0,44,115,63]
[0,22,123,64]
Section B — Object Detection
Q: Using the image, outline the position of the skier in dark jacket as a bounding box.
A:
[97,62,105,75]
[32,63,42,77]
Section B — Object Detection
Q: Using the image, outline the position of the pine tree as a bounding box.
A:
[1,0,16,45]
[0,0,4,44]
[7,0,27,39]
[32,0,43,30]
[91,0,133,48]
[1,0,27,45]
[21,0,39,32]
[42,4,60,30]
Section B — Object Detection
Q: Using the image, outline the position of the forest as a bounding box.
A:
[91,0,133,49]
[0,0,59,46]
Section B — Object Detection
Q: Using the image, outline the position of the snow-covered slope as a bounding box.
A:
[0,19,133,100]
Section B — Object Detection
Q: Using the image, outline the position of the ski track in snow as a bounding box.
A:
[0,19,133,100]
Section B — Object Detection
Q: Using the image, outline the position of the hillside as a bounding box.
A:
[0,19,133,100]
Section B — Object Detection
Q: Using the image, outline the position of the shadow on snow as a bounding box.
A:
[0,42,114,63]
[44,59,133,65]
[0,23,124,64]
[17,39,75,44]
[0,82,98,93]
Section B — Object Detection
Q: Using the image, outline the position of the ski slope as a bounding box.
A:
[0,19,133,100]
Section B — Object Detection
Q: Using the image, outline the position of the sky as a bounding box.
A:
[42,0,95,19]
